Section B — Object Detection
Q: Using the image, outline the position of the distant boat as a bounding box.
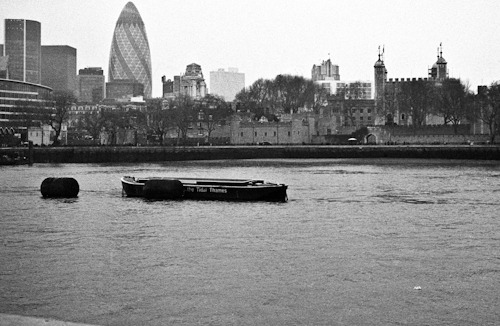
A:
[121,176,288,202]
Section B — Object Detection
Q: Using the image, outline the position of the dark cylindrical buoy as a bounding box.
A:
[40,177,80,198]
[143,179,183,199]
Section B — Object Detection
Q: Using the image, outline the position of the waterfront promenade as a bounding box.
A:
[1,145,499,163]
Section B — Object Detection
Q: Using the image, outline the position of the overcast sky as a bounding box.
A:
[1,0,499,97]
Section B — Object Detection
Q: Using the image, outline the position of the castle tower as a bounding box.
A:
[108,2,152,98]
[374,46,387,105]
[429,43,447,80]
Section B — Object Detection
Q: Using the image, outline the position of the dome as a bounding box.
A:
[116,2,144,26]
[374,58,385,68]
[436,56,447,64]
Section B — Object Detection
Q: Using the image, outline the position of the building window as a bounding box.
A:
[288,131,291,137]
[240,132,243,137]
[273,131,276,136]
[264,132,267,137]
[255,132,257,137]
[360,109,363,113]
[368,109,372,113]
[368,116,372,120]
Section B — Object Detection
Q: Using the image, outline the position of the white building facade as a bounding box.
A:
[209,68,245,101]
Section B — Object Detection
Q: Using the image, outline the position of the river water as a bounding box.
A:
[0,159,499,326]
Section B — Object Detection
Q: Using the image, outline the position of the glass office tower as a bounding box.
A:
[4,19,41,84]
[108,2,152,98]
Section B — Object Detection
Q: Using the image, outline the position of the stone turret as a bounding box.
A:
[374,46,387,104]
[429,43,448,80]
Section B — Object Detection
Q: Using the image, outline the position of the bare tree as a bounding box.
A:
[146,98,169,145]
[435,78,473,133]
[303,80,329,113]
[48,90,76,146]
[198,94,233,142]
[165,94,197,145]
[476,83,500,143]
[235,75,327,115]
[398,80,434,126]
[80,111,106,145]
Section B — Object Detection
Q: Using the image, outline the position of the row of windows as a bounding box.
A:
[0,81,51,97]
[345,115,372,121]
[0,113,46,121]
[0,90,39,98]
[240,131,295,137]
[0,99,52,107]
[351,108,372,114]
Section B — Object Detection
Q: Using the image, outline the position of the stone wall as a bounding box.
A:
[2,145,499,163]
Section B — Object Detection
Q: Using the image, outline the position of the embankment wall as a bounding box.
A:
[2,145,499,163]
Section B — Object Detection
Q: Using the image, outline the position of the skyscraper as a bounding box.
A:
[77,67,105,103]
[108,2,152,98]
[41,45,77,93]
[4,19,41,84]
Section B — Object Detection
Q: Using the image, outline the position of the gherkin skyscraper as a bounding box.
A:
[108,2,152,98]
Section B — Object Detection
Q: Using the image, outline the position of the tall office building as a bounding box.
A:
[312,58,340,82]
[77,67,105,103]
[209,68,245,101]
[4,19,41,84]
[41,45,77,93]
[108,2,152,98]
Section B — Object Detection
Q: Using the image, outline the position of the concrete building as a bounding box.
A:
[3,19,41,84]
[312,58,372,99]
[105,79,144,101]
[312,58,340,82]
[209,68,245,101]
[77,67,105,103]
[181,63,207,99]
[162,63,207,99]
[41,45,77,93]
[0,78,54,144]
[108,2,152,98]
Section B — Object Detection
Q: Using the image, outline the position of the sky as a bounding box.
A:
[1,0,499,97]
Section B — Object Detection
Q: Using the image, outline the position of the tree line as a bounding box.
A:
[72,93,232,146]
[234,74,329,117]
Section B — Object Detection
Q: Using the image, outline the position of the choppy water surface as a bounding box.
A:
[1,158,499,325]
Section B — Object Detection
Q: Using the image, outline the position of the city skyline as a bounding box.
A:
[1,0,499,97]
